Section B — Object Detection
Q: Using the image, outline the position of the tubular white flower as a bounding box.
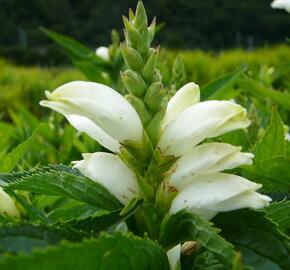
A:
[162,82,200,127]
[0,187,20,218]
[66,115,120,153]
[168,143,254,189]
[158,100,250,157]
[40,81,143,146]
[167,244,181,270]
[73,152,139,205]
[95,46,110,61]
[271,0,290,12]
[169,173,271,220]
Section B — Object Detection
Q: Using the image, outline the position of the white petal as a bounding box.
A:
[40,81,143,144]
[167,244,181,270]
[66,115,120,153]
[169,173,270,220]
[95,46,110,61]
[209,190,271,212]
[0,187,20,218]
[162,82,200,127]
[271,0,290,12]
[158,100,250,157]
[73,152,139,205]
[168,143,253,188]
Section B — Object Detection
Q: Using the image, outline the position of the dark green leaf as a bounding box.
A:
[159,210,236,267]
[0,223,84,256]
[266,200,290,232]
[214,209,290,270]
[3,165,122,211]
[51,199,142,234]
[0,232,170,270]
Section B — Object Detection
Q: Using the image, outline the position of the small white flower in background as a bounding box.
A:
[0,187,20,218]
[40,80,271,213]
[271,0,290,12]
[286,132,290,141]
[95,46,110,61]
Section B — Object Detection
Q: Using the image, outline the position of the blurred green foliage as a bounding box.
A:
[1,0,290,65]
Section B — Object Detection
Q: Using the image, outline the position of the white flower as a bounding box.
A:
[162,82,200,128]
[95,46,110,61]
[169,173,271,220]
[73,152,139,205]
[40,81,143,153]
[160,84,271,220]
[159,100,250,157]
[40,80,271,214]
[271,0,290,12]
[0,187,20,218]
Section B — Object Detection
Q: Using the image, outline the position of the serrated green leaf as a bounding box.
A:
[266,200,290,232]
[0,232,170,270]
[201,65,246,100]
[0,223,84,256]
[3,165,122,211]
[47,203,105,223]
[213,209,290,270]
[51,199,142,234]
[254,107,285,161]
[244,157,290,192]
[159,210,236,267]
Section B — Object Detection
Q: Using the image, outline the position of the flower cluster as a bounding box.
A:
[40,80,271,219]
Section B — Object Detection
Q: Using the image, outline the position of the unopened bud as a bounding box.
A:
[144,82,166,112]
[111,29,120,45]
[146,97,168,145]
[142,49,158,82]
[121,45,144,71]
[135,1,148,30]
[121,70,147,97]
[126,94,151,125]
[122,16,141,48]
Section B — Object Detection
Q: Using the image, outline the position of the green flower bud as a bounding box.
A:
[148,17,156,44]
[144,82,166,112]
[111,29,120,45]
[135,1,148,31]
[138,28,151,56]
[146,97,167,145]
[123,16,141,48]
[153,69,163,82]
[129,8,135,22]
[121,45,144,71]
[155,180,178,216]
[142,49,158,82]
[126,94,151,125]
[121,70,147,97]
